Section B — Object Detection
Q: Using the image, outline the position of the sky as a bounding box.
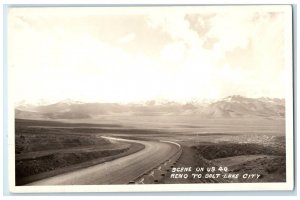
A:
[8,6,292,104]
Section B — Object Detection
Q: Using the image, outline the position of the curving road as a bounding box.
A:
[27,136,180,185]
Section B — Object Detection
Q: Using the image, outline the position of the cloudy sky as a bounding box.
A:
[9,6,292,104]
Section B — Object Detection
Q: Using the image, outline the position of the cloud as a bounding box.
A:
[118,33,136,44]
[146,12,202,48]
[9,7,290,103]
[160,41,187,66]
[146,8,288,99]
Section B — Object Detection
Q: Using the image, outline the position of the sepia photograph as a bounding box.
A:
[7,5,294,192]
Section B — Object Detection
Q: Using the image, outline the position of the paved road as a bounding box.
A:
[27,137,180,185]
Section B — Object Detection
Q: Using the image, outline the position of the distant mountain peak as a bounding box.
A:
[222,95,246,102]
[16,99,51,107]
[57,98,85,105]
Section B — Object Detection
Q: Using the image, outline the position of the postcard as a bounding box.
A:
[7,5,294,192]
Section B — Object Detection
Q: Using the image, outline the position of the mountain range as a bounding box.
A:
[15,95,285,120]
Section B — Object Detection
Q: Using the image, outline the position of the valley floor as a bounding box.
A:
[14,117,286,185]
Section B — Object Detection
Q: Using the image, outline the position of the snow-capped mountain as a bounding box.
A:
[199,95,285,118]
[15,96,285,120]
[15,99,52,112]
